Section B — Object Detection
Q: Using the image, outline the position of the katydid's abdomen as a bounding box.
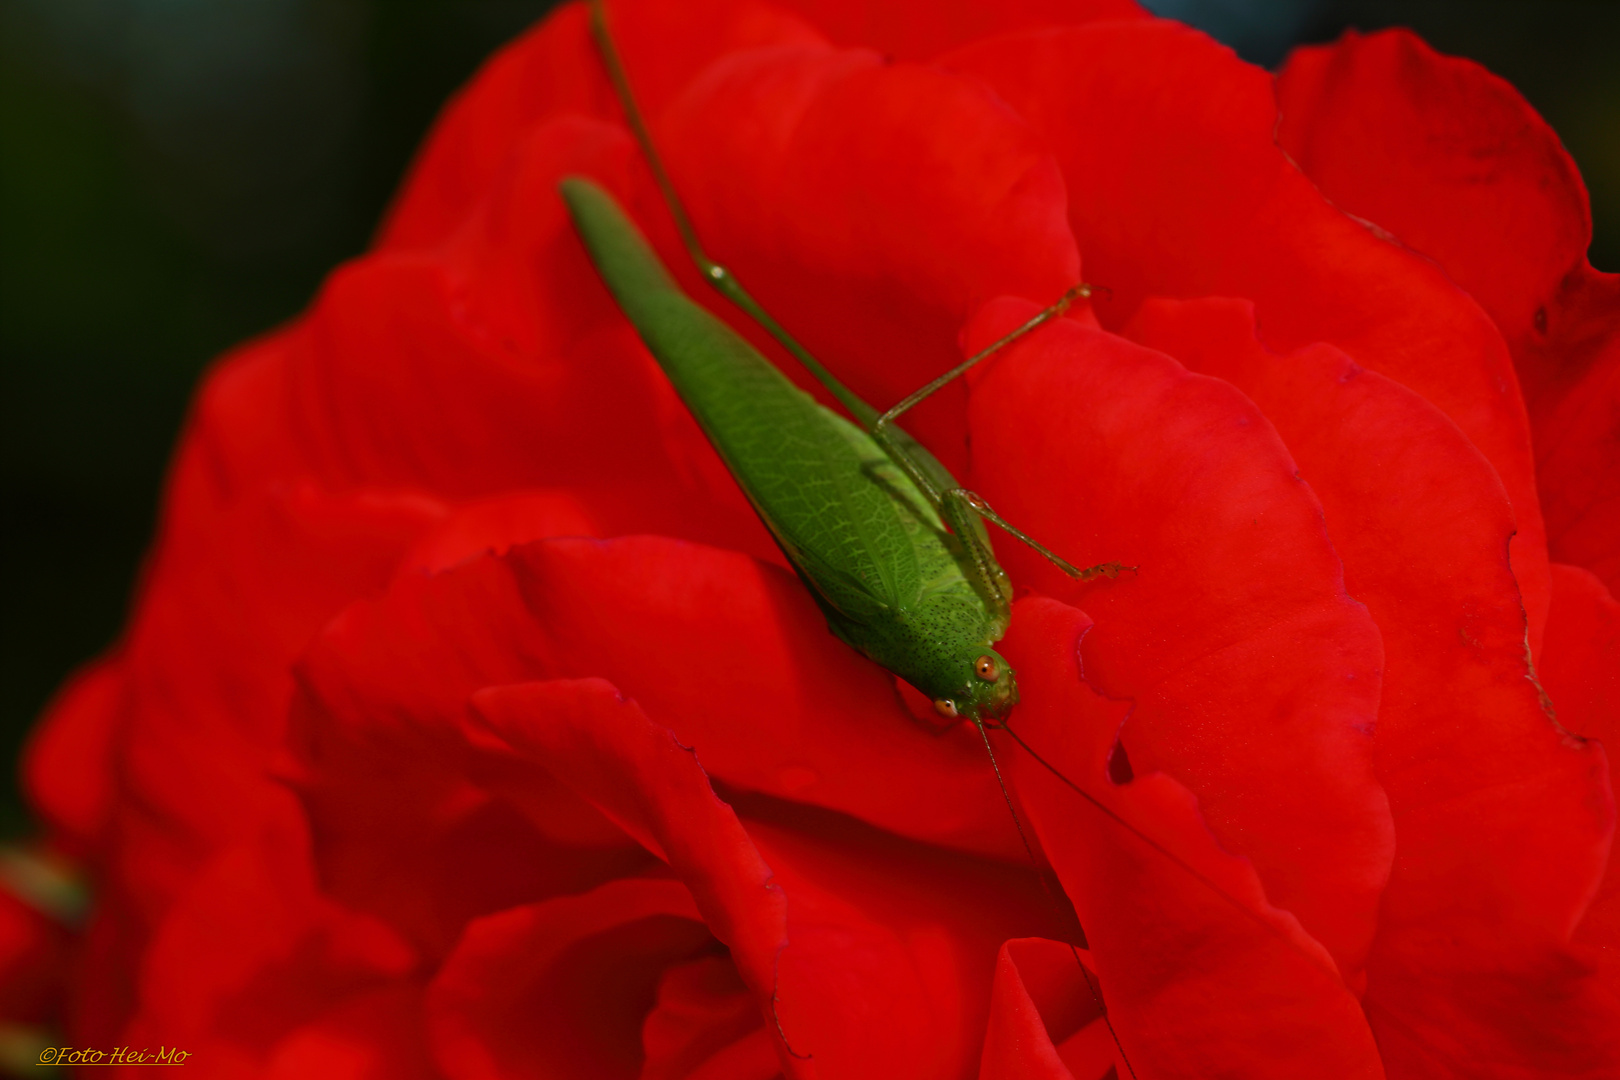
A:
[560,176,1017,719]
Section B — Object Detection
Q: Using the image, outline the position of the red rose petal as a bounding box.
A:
[945,22,1551,657]
[1277,31,1620,597]
[979,938,1113,1080]
[54,326,447,938]
[34,449,447,1040]
[29,299,450,1042]
[657,43,1079,474]
[640,956,778,1080]
[779,0,1147,62]
[427,877,723,1080]
[999,598,1386,1078]
[1052,1013,1125,1079]
[379,0,828,252]
[464,681,801,1077]
[741,813,1061,1080]
[300,115,779,563]
[1544,564,1620,1018]
[1277,30,1586,354]
[174,326,312,503]
[291,554,654,960]
[109,482,445,928]
[398,488,606,574]
[1127,296,1620,1073]
[266,985,438,1080]
[299,128,675,497]
[473,678,1071,1080]
[291,529,1034,979]
[964,298,1391,986]
[1543,564,1620,748]
[297,535,1021,875]
[22,659,122,856]
[122,835,416,1069]
[467,682,787,993]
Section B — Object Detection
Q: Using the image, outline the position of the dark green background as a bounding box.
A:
[4,0,1617,834]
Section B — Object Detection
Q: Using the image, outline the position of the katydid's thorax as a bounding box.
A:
[770,408,1018,720]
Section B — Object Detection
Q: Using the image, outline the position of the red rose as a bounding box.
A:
[17,1,1619,1076]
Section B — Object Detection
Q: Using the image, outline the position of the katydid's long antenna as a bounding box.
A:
[586,0,879,427]
[971,717,1138,1080]
[587,0,703,270]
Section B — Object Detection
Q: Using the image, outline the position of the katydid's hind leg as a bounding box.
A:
[947,489,1134,582]
[588,0,884,428]
[873,281,1100,434]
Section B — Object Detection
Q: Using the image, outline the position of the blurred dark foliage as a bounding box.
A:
[1,0,1616,833]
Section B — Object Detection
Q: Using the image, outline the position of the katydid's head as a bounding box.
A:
[931,649,1018,723]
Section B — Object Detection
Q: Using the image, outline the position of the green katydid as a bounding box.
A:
[561,178,1118,723]
[560,17,1124,732]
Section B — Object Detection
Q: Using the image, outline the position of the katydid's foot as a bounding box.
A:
[952,489,1135,582]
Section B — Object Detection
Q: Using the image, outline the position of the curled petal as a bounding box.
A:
[966,297,1391,983]
[945,22,1550,653]
[999,598,1385,1078]
[1128,296,1619,1073]
[1277,31,1620,597]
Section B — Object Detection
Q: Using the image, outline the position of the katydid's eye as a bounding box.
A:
[933,698,959,719]
[975,655,1000,682]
